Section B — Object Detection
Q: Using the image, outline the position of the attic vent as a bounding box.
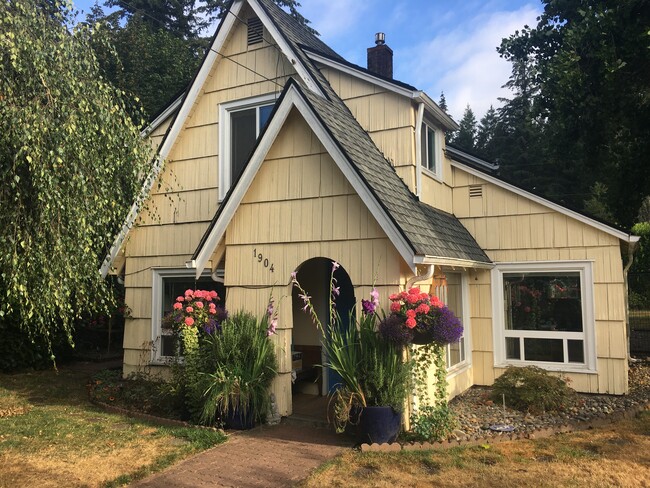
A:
[247,17,263,45]
[469,185,483,198]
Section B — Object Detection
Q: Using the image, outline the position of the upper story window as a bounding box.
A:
[492,261,596,372]
[421,122,442,178]
[219,93,276,200]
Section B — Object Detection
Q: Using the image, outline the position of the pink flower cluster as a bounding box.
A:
[389,287,443,329]
[172,289,220,328]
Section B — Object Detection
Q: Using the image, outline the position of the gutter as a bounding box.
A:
[623,240,639,359]
[406,264,435,290]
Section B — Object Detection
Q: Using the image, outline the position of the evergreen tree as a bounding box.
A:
[450,105,477,152]
[438,91,448,113]
[475,105,498,161]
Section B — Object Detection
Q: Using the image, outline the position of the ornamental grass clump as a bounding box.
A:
[164,290,278,426]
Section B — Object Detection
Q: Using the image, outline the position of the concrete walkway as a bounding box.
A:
[131,422,352,488]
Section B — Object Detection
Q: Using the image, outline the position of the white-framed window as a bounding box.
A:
[491,261,596,372]
[218,93,277,200]
[151,268,225,362]
[433,272,472,373]
[421,121,442,178]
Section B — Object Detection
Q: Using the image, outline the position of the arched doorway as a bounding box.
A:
[291,258,355,410]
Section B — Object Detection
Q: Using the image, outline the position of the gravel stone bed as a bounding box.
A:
[448,358,650,440]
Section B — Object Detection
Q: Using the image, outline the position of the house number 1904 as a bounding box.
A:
[253,248,274,272]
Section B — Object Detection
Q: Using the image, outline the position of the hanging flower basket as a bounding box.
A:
[411,325,437,345]
[378,287,463,346]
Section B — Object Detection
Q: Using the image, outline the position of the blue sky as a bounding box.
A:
[74,0,542,121]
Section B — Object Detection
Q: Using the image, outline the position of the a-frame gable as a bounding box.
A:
[191,81,417,278]
[100,0,328,277]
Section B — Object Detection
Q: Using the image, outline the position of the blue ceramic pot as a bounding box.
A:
[356,406,401,444]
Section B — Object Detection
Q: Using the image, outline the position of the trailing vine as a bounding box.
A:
[410,342,456,441]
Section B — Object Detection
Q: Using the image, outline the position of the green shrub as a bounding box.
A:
[491,366,575,414]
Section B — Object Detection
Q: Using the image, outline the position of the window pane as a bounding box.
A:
[568,340,585,363]
[258,104,274,130]
[427,128,435,171]
[506,337,521,359]
[524,338,564,362]
[160,276,226,356]
[503,272,582,332]
[420,126,428,169]
[447,340,462,367]
[231,108,257,184]
[160,335,177,357]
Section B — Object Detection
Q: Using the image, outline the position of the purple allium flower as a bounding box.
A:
[378,313,414,346]
[361,299,375,315]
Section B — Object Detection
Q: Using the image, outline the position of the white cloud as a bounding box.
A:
[398,4,540,121]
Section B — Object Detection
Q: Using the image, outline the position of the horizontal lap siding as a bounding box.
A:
[453,166,628,394]
[122,7,298,375]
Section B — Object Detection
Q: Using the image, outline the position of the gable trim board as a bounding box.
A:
[100,0,331,278]
[190,82,418,277]
[305,48,459,132]
[448,156,639,245]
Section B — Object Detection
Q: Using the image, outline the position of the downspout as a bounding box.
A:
[406,263,434,290]
[414,102,425,199]
[623,241,638,360]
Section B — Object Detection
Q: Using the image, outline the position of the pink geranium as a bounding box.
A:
[184,317,194,326]
[186,306,194,313]
[173,302,182,310]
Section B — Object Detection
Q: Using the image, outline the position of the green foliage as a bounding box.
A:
[0,0,154,366]
[410,404,456,442]
[186,311,278,425]
[494,0,650,227]
[491,366,576,414]
[449,104,477,151]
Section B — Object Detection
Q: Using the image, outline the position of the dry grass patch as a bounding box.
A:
[0,364,225,488]
[302,411,650,488]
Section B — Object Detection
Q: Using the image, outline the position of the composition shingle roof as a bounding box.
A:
[194,0,491,266]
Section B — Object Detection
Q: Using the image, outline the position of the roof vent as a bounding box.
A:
[367,32,393,79]
[469,185,483,198]
[247,17,263,45]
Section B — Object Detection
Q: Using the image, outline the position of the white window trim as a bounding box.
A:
[421,120,443,182]
[151,267,224,364]
[491,261,597,373]
[218,92,278,201]
[446,272,472,378]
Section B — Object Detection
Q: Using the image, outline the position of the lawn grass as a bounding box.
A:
[301,411,650,488]
[0,362,225,488]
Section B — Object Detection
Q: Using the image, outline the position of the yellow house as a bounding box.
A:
[102,0,639,416]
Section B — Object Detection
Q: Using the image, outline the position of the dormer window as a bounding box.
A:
[219,93,277,200]
[421,122,442,178]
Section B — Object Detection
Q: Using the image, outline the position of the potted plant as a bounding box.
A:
[164,290,278,429]
[293,266,412,444]
[196,310,278,429]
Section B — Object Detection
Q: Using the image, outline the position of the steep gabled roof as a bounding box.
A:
[191,79,491,276]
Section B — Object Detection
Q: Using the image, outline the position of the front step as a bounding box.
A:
[282,413,331,430]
